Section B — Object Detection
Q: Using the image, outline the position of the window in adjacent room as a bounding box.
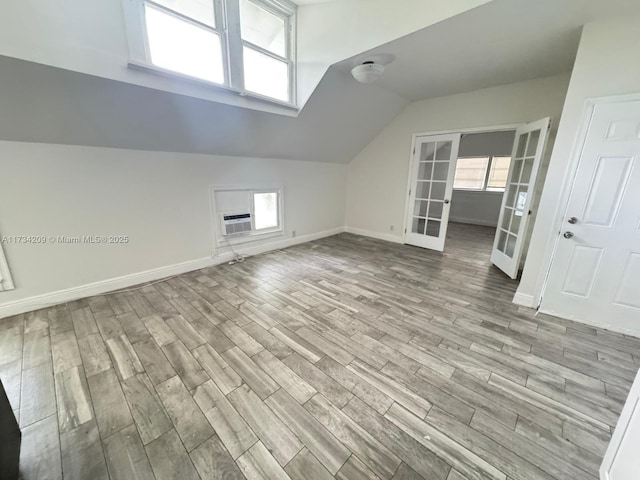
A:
[124,0,296,104]
[453,155,512,191]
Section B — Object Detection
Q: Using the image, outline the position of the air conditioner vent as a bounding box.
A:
[221,213,252,236]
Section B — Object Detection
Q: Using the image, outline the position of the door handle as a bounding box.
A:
[563,231,574,239]
[444,199,450,204]
[568,217,578,224]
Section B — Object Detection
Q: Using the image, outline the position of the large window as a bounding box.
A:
[126,0,296,104]
[454,156,512,191]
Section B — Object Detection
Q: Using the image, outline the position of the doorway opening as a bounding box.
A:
[404,119,551,280]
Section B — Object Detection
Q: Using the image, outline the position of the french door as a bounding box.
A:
[405,133,460,251]
[541,99,640,335]
[491,118,550,278]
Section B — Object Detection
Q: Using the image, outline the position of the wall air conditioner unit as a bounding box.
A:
[220,213,252,236]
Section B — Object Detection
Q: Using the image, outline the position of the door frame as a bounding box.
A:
[534,92,640,318]
[402,123,524,245]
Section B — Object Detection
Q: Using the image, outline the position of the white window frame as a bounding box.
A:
[121,0,297,106]
[453,155,512,192]
[210,186,284,248]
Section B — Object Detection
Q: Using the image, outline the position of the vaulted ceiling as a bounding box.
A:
[0,0,638,163]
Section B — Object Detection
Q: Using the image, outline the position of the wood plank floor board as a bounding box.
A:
[19,414,63,480]
[192,380,258,459]
[426,406,556,480]
[60,419,109,480]
[20,362,56,427]
[116,311,151,344]
[283,352,354,408]
[155,375,214,452]
[222,346,279,400]
[342,397,450,480]
[190,434,246,480]
[106,334,145,381]
[227,384,303,466]
[78,333,112,377]
[87,368,134,439]
[236,441,291,480]
[22,328,52,370]
[315,356,394,415]
[161,340,209,390]
[381,362,475,424]
[103,424,155,480]
[336,455,384,480]
[241,321,294,359]
[121,372,173,445]
[348,360,432,419]
[253,349,317,403]
[265,388,351,474]
[132,337,176,386]
[305,393,401,480]
[142,314,178,347]
[4,224,635,480]
[285,448,334,480]
[470,411,597,480]
[54,365,94,433]
[51,329,83,374]
[145,429,200,480]
[385,403,503,480]
[192,343,242,394]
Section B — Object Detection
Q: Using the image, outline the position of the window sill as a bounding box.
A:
[217,229,284,248]
[453,189,505,194]
[127,61,299,115]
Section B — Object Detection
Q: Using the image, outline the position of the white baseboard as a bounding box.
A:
[344,227,404,244]
[538,307,640,338]
[512,291,536,308]
[449,217,498,227]
[0,227,345,319]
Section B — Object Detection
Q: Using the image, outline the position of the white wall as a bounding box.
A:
[0,141,346,315]
[345,73,570,241]
[517,15,640,306]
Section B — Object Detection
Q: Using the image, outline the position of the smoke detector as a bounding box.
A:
[351,61,385,84]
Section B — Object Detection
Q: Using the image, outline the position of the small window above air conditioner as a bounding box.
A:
[220,213,252,236]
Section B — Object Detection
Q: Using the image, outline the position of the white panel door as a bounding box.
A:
[491,118,550,278]
[601,368,640,480]
[541,100,640,334]
[405,133,460,251]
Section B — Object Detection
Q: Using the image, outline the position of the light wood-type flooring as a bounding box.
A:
[1,223,639,480]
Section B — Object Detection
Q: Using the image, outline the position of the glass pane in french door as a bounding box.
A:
[411,140,451,236]
[496,130,538,258]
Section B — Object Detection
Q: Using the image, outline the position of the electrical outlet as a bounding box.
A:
[292,230,296,238]
[390,225,394,231]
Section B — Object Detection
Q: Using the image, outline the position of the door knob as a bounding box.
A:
[568,217,578,224]
[444,199,450,204]
[563,231,574,239]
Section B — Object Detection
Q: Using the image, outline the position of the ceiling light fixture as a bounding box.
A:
[351,61,385,84]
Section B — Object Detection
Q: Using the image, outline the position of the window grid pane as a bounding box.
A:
[240,0,286,57]
[145,4,224,84]
[151,0,216,27]
[453,157,489,190]
[243,46,289,101]
[254,192,279,230]
[487,156,512,191]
